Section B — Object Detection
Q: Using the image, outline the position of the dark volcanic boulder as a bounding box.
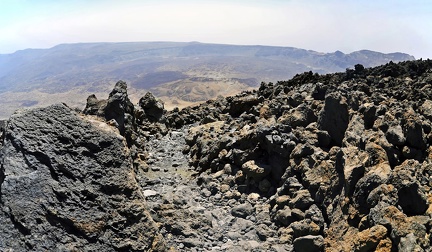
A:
[277,104,317,128]
[0,120,5,146]
[105,80,135,134]
[227,93,262,117]
[402,111,426,150]
[317,93,349,146]
[83,81,137,146]
[0,120,6,131]
[82,94,107,115]
[293,235,324,252]
[0,104,165,251]
[139,92,165,122]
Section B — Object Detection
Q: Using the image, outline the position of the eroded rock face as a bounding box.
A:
[0,104,165,251]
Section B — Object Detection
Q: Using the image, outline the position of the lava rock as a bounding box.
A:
[82,94,107,115]
[420,99,432,121]
[403,111,426,150]
[83,81,137,146]
[0,104,165,251]
[105,80,135,133]
[289,220,321,238]
[231,202,255,218]
[293,235,324,252]
[228,94,262,117]
[139,92,165,122]
[277,104,317,128]
[241,160,272,180]
[289,190,314,211]
[361,103,377,129]
[317,93,349,146]
[353,225,388,252]
[389,160,428,215]
[275,207,296,226]
[385,125,406,146]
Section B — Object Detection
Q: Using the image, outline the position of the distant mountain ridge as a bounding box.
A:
[0,41,414,118]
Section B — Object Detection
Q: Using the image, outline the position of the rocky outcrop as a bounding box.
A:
[83,81,137,146]
[177,59,432,251]
[0,104,165,251]
[83,81,170,151]
[0,120,5,147]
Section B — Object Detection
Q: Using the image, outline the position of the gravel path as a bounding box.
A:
[135,127,290,251]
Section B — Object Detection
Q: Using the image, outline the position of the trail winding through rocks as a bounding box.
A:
[136,126,289,251]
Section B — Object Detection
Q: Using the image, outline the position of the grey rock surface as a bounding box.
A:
[0,104,165,251]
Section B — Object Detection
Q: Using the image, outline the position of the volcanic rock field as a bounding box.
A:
[1,59,432,251]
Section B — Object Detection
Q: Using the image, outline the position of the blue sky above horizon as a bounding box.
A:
[0,0,431,58]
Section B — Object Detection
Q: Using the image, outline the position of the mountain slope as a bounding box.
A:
[0,42,414,119]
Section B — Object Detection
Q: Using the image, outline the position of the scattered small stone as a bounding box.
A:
[151,166,161,171]
[143,189,159,197]
[231,202,255,218]
[247,193,260,202]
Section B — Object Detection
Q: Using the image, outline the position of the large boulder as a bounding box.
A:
[82,94,107,116]
[0,120,5,146]
[420,99,432,121]
[0,104,165,251]
[293,235,324,252]
[317,93,349,146]
[277,104,317,128]
[227,94,262,117]
[402,111,426,150]
[104,80,135,135]
[138,92,165,122]
[389,160,428,216]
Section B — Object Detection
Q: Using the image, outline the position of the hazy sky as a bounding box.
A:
[0,0,431,58]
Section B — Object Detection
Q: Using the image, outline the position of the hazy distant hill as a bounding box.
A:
[0,42,414,119]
